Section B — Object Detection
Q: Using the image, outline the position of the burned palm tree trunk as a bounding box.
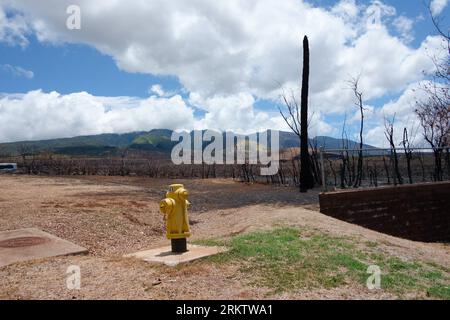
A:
[300,35,314,192]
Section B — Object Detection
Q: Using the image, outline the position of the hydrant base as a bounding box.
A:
[171,238,187,253]
[125,244,228,267]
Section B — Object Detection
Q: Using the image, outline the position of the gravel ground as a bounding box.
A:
[0,175,448,299]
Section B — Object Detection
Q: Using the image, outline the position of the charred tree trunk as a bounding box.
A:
[402,128,413,184]
[433,149,443,181]
[300,35,314,192]
[445,148,450,179]
[382,155,391,185]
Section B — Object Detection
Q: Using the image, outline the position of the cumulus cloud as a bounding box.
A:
[0,90,196,142]
[430,0,448,16]
[148,84,179,98]
[364,82,430,147]
[189,92,283,133]
[149,84,165,97]
[0,1,437,102]
[0,5,29,47]
[0,0,444,144]
[364,0,396,28]
[0,90,290,142]
[0,64,34,78]
[332,0,360,22]
[393,15,414,43]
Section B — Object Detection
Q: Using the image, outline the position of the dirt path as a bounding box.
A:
[0,175,448,299]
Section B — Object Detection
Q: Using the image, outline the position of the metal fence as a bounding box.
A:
[2,147,450,191]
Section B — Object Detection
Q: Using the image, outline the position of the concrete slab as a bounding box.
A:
[0,228,88,267]
[126,244,228,267]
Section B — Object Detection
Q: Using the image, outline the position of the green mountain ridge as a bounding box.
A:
[0,130,378,157]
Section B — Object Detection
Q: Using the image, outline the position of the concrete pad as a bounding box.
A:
[126,244,228,267]
[0,228,88,267]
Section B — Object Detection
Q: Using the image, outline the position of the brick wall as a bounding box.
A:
[319,182,450,242]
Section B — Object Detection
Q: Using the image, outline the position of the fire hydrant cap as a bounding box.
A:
[176,188,189,199]
[159,198,175,214]
[169,184,184,190]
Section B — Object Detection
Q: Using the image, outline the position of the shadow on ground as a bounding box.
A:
[74,176,321,212]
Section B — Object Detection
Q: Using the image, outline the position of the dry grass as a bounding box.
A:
[0,175,448,300]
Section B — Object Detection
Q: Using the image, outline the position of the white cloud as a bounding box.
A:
[0,0,444,144]
[364,0,396,28]
[149,84,165,97]
[308,112,335,137]
[189,92,283,133]
[364,82,430,147]
[332,0,360,22]
[393,15,414,43]
[0,0,436,103]
[431,0,448,16]
[0,5,29,47]
[1,64,34,78]
[0,90,196,142]
[0,90,290,142]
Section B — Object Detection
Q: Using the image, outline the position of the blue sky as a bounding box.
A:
[0,35,180,97]
[0,0,448,146]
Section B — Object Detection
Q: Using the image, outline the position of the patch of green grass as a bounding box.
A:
[197,227,450,299]
[366,255,449,299]
[421,270,443,280]
[427,284,450,299]
[198,228,367,292]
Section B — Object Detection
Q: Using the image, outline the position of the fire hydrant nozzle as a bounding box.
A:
[159,184,191,253]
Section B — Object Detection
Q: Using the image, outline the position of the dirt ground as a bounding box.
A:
[0,175,448,300]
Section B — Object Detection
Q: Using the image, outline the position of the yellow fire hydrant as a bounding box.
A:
[159,184,191,253]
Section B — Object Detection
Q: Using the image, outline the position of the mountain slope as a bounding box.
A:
[0,130,379,156]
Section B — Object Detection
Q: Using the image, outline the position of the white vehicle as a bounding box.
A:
[0,163,17,172]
